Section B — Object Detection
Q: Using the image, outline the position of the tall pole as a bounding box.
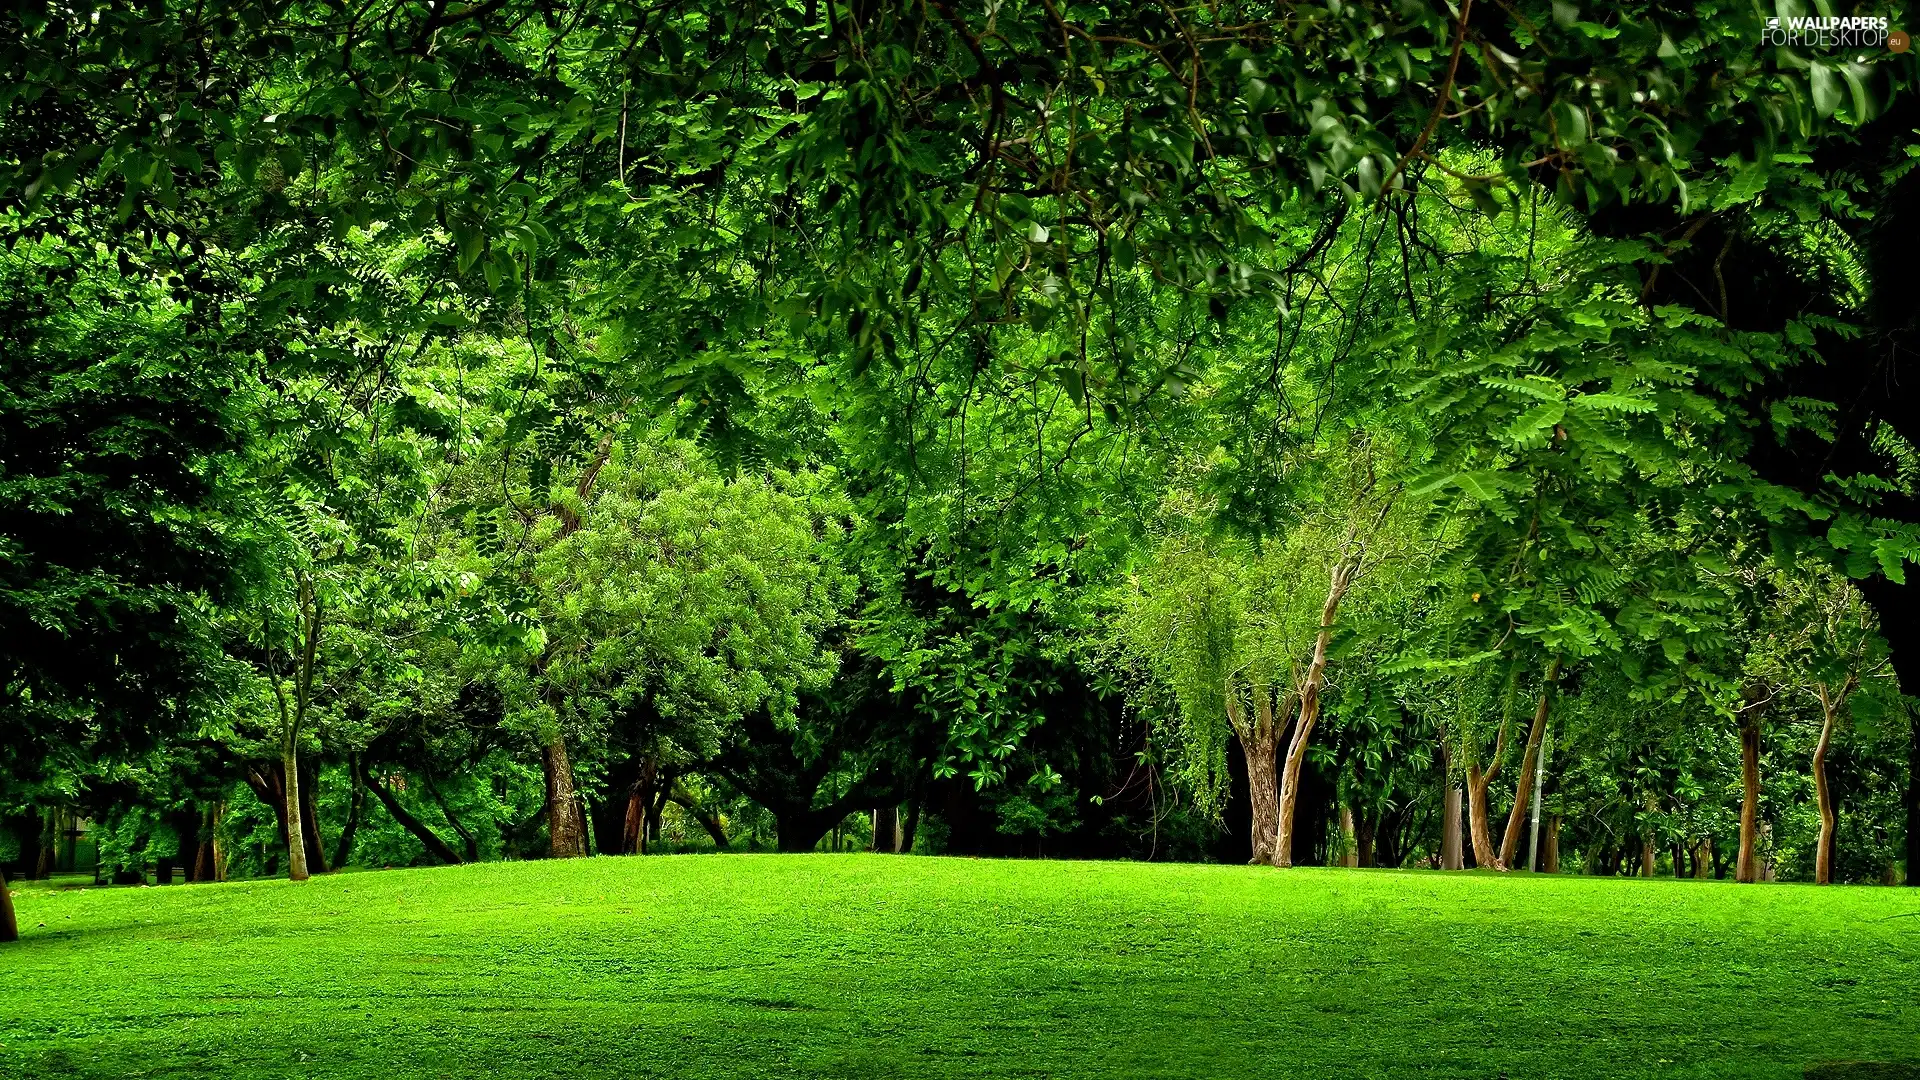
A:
[1526,726,1552,871]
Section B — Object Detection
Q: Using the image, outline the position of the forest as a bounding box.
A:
[4,0,1920,958]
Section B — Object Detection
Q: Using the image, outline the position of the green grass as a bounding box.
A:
[4,856,1918,1079]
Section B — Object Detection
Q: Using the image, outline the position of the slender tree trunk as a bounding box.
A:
[211,801,228,882]
[359,762,463,865]
[281,734,310,882]
[1738,706,1764,883]
[1907,712,1920,886]
[1275,559,1360,868]
[668,791,729,850]
[543,732,586,858]
[334,763,363,870]
[1814,685,1842,885]
[1355,810,1376,868]
[1442,785,1464,870]
[1499,659,1560,868]
[299,764,328,874]
[0,868,17,942]
[1542,815,1561,873]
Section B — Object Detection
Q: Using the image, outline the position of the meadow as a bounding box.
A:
[4,856,1917,1079]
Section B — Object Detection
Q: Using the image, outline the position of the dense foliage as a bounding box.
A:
[3,0,1917,934]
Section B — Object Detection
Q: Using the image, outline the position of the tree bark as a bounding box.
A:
[1542,815,1561,873]
[1691,838,1711,880]
[543,732,586,858]
[871,806,900,853]
[1228,676,1283,865]
[1499,659,1559,868]
[670,790,730,850]
[1465,759,1501,869]
[1338,806,1359,867]
[1908,709,1920,886]
[1355,810,1376,868]
[901,800,922,854]
[281,735,310,882]
[299,763,328,874]
[1813,683,1843,885]
[359,762,463,865]
[1442,785,1464,870]
[334,762,363,870]
[1275,558,1360,868]
[1738,701,1765,883]
[0,868,17,942]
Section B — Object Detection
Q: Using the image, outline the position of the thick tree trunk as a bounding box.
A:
[281,736,310,882]
[1465,762,1502,870]
[1814,688,1842,885]
[543,732,586,859]
[1338,806,1359,867]
[0,868,17,942]
[1738,706,1764,883]
[871,806,900,852]
[1442,785,1464,870]
[901,800,922,854]
[1542,815,1561,873]
[1229,677,1283,865]
[1244,722,1281,866]
[1355,810,1376,868]
[1499,660,1559,868]
[359,762,463,865]
[1691,838,1711,880]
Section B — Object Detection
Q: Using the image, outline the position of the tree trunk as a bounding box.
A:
[543,732,586,859]
[871,806,900,853]
[282,735,310,882]
[1906,710,1920,886]
[1355,810,1376,868]
[1738,705,1764,883]
[1692,838,1711,880]
[1465,761,1502,869]
[1442,785,1464,870]
[1275,558,1360,868]
[1813,686,1842,885]
[1244,720,1281,866]
[359,761,463,865]
[334,763,364,870]
[669,790,729,850]
[210,801,227,882]
[1499,659,1559,868]
[1229,677,1283,866]
[299,763,328,874]
[901,800,922,854]
[0,868,17,942]
[1542,815,1561,873]
[1338,806,1359,867]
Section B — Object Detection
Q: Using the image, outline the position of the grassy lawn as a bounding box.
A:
[3,856,1917,1079]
